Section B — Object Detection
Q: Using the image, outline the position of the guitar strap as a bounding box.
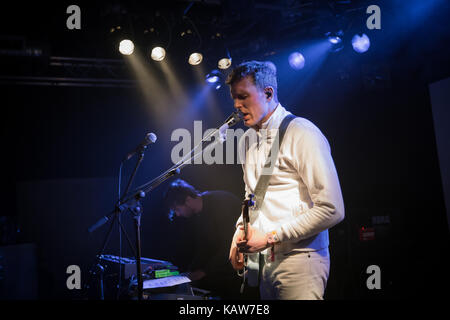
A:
[253,113,296,209]
[244,113,296,289]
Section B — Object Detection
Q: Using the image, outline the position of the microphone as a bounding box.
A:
[218,111,242,142]
[124,132,157,161]
[219,111,242,132]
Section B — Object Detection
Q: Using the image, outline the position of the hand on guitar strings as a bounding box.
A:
[236,223,271,254]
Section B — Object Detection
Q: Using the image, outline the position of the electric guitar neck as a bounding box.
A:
[242,194,255,240]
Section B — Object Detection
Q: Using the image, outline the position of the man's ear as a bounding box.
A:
[264,87,274,100]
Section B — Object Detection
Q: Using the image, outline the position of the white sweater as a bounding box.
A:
[235,104,345,253]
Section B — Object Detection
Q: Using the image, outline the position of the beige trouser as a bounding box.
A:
[259,247,330,300]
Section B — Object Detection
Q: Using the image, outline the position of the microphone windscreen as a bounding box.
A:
[146,132,157,143]
[228,111,243,127]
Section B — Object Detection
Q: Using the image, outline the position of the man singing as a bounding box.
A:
[228,61,345,300]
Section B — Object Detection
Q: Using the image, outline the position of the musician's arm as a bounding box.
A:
[273,121,345,242]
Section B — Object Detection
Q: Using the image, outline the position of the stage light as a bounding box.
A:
[325,30,344,52]
[119,39,134,55]
[188,52,203,65]
[208,34,232,69]
[151,46,166,61]
[326,30,343,44]
[352,34,370,53]
[218,57,232,70]
[205,70,223,90]
[328,36,342,44]
[288,52,305,70]
[205,70,221,84]
[206,75,219,83]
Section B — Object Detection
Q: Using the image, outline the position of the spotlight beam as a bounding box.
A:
[124,49,168,120]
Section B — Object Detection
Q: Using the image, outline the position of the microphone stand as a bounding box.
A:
[127,111,242,198]
[88,111,242,300]
[122,113,241,299]
[122,149,146,300]
[87,146,146,300]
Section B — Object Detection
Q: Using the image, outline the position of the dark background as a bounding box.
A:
[0,0,449,300]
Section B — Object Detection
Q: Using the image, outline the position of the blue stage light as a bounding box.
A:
[205,70,223,88]
[206,75,219,83]
[328,36,342,44]
[325,30,344,52]
[288,52,305,70]
[352,34,370,53]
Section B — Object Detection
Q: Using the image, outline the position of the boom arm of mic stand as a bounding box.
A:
[123,126,226,201]
[124,134,224,203]
[112,111,242,205]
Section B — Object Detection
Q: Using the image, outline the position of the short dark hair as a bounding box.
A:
[164,179,200,220]
[225,60,278,97]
